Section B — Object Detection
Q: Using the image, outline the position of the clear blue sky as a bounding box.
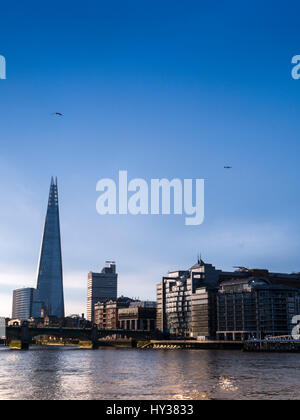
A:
[1,0,300,316]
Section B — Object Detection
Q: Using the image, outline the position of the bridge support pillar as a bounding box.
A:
[91,326,99,350]
[92,341,99,350]
[21,341,29,350]
[21,324,30,350]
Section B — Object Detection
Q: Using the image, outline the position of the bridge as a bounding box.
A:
[6,324,160,349]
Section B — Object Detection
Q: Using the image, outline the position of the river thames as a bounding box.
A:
[0,346,299,400]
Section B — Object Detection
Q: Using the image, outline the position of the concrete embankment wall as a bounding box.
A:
[139,340,244,350]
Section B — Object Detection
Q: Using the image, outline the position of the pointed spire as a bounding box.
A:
[197,252,203,265]
[36,177,64,318]
[48,176,59,207]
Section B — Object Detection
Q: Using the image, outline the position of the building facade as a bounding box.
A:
[219,267,300,290]
[129,301,157,308]
[0,317,6,339]
[12,288,35,320]
[118,303,157,331]
[94,296,133,329]
[94,298,157,331]
[157,259,300,339]
[87,262,118,321]
[216,278,300,340]
[156,259,219,339]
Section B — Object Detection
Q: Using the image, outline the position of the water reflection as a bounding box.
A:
[0,346,300,400]
[26,347,64,400]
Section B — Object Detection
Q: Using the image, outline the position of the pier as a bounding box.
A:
[244,336,300,352]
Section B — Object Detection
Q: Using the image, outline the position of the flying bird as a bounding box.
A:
[224,166,232,169]
[52,112,64,116]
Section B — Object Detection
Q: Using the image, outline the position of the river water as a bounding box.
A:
[0,346,299,400]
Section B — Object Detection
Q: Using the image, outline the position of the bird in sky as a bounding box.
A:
[224,166,232,169]
[52,112,64,116]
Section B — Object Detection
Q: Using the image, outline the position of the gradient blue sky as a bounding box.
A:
[1,0,300,316]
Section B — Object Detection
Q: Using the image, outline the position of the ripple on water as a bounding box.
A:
[0,348,300,399]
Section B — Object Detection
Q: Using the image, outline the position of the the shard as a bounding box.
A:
[35,177,65,318]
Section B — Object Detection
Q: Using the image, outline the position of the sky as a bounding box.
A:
[1,0,300,317]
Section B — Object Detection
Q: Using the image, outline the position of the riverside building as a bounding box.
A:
[157,260,300,340]
[12,288,35,320]
[216,278,300,340]
[94,296,133,329]
[0,317,6,339]
[156,259,219,339]
[118,302,157,331]
[94,298,157,331]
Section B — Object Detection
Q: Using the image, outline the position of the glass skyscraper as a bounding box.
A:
[35,177,65,318]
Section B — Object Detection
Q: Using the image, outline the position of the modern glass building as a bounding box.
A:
[12,288,35,320]
[35,178,65,318]
[216,278,300,340]
[156,259,219,339]
[0,317,5,339]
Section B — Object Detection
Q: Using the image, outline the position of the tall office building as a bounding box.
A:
[87,262,118,321]
[12,288,35,320]
[0,317,5,339]
[35,178,65,318]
